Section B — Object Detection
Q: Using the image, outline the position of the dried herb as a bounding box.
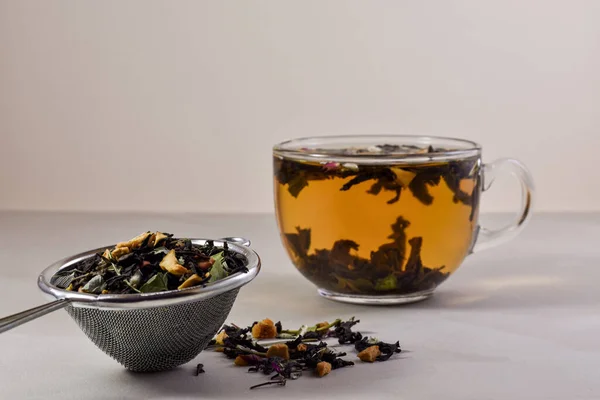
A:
[51,232,248,294]
[207,252,228,283]
[210,317,401,389]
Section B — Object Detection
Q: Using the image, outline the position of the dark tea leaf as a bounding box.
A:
[469,173,482,222]
[407,169,442,205]
[355,337,401,361]
[339,168,403,204]
[367,182,383,195]
[340,169,394,192]
[287,176,309,198]
[284,227,311,258]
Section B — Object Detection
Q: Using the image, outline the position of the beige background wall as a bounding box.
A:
[1,0,598,213]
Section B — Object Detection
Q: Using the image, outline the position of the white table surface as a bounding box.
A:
[0,211,599,399]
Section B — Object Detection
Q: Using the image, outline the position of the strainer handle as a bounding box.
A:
[0,298,71,334]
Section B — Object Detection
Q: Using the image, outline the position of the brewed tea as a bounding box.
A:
[274,144,481,296]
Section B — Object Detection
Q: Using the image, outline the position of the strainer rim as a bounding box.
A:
[37,238,260,309]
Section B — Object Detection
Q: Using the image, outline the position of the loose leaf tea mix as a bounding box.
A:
[51,232,248,294]
[207,317,401,389]
[274,143,481,296]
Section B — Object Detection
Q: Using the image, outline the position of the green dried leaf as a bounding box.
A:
[208,252,228,283]
[151,247,169,255]
[82,275,104,294]
[139,272,169,293]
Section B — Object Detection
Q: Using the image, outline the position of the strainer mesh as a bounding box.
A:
[66,289,239,372]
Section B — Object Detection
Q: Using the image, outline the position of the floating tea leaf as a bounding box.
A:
[284,228,311,258]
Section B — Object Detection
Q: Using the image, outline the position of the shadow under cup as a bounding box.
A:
[273,135,533,305]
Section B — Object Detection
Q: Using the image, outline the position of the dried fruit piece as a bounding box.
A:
[252,319,277,339]
[116,231,151,249]
[178,274,203,289]
[214,330,228,346]
[111,246,129,259]
[101,249,113,260]
[153,232,169,246]
[296,344,307,352]
[234,356,248,366]
[198,258,215,270]
[266,343,290,360]
[316,361,332,377]
[159,249,189,276]
[357,345,381,363]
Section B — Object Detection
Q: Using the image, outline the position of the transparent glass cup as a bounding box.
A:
[273,135,533,305]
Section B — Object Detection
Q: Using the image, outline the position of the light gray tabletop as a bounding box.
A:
[0,211,598,399]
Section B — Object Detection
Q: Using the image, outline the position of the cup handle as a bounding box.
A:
[470,158,534,253]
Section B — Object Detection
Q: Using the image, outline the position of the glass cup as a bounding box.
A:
[273,135,533,305]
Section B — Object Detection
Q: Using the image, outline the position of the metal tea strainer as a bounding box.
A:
[0,237,260,372]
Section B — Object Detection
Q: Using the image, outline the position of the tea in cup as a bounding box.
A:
[273,135,533,304]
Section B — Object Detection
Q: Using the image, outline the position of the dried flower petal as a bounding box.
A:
[321,162,340,171]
